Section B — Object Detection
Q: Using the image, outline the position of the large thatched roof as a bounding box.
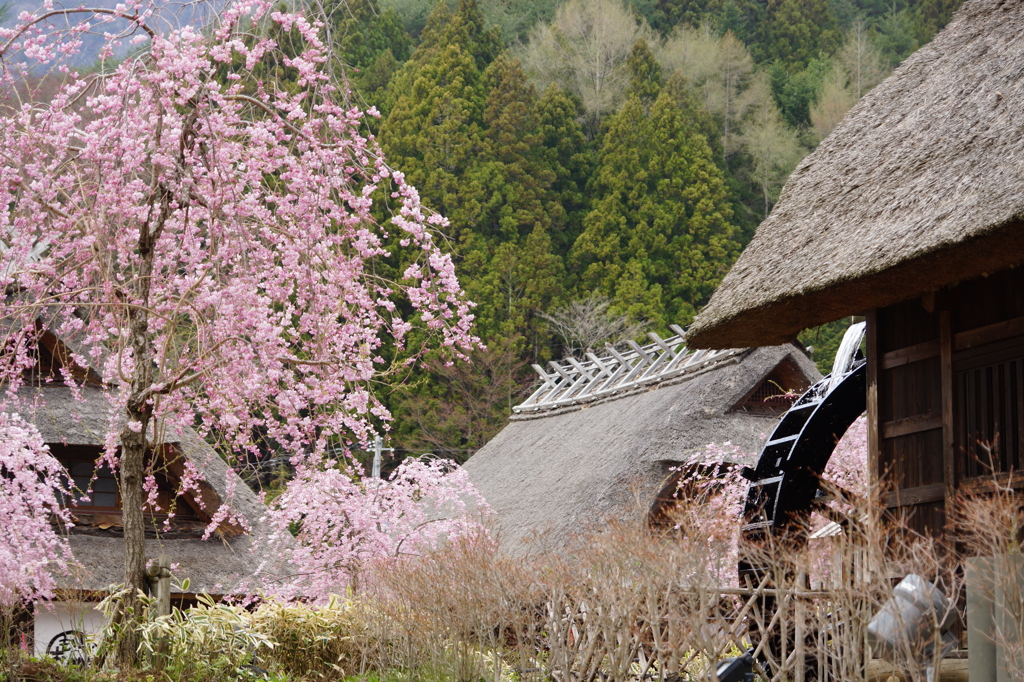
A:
[687,0,1024,349]
[464,343,819,554]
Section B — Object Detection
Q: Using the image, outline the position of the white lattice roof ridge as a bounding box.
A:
[514,325,743,414]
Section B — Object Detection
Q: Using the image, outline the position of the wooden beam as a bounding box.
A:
[880,412,943,439]
[953,313,1024,352]
[940,311,955,544]
[957,471,1024,495]
[880,339,940,369]
[884,483,945,508]
[866,309,881,507]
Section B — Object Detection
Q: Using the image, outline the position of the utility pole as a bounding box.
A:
[371,435,395,479]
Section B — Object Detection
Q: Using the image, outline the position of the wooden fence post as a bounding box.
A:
[145,555,172,671]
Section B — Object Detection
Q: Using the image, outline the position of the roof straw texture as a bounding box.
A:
[464,344,819,555]
[687,0,1024,349]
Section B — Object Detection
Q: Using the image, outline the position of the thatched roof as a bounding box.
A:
[687,0,1024,349]
[464,343,819,554]
[13,355,270,596]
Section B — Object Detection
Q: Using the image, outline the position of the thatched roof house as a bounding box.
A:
[29,387,268,598]
[13,328,270,656]
[465,336,820,554]
[685,0,1024,543]
[686,0,1024,351]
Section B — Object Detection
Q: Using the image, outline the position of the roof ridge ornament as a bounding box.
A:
[514,326,742,413]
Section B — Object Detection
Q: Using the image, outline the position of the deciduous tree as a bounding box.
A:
[539,294,646,357]
[740,78,805,216]
[391,337,532,460]
[518,0,655,130]
[0,415,73,608]
[837,20,886,99]
[809,61,856,142]
[264,457,490,596]
[659,26,757,161]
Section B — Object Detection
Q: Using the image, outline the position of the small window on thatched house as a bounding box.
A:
[732,357,812,415]
[648,462,734,532]
[52,444,202,523]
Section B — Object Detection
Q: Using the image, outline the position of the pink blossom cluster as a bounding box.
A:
[669,444,750,585]
[260,458,491,599]
[0,413,74,608]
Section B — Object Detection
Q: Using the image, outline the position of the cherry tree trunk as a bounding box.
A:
[116,415,148,667]
[116,209,160,668]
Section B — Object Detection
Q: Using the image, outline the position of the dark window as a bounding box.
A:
[734,357,813,415]
[67,459,119,509]
[51,445,199,520]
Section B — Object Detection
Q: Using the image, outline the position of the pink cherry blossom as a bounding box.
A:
[673,416,869,586]
[259,458,491,599]
[0,413,74,608]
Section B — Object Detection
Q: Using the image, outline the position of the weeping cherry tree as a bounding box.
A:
[0,0,477,665]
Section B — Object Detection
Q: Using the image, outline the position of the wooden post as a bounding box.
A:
[939,311,955,548]
[145,555,172,671]
[866,309,881,507]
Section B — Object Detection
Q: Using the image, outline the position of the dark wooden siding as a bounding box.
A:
[871,267,1024,538]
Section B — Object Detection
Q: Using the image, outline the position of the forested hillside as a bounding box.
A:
[326,0,961,461]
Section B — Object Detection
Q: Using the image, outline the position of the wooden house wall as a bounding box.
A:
[867,267,1024,538]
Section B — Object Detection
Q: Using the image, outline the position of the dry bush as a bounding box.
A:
[59,486,1024,682]
[363,530,546,681]
[355,489,973,682]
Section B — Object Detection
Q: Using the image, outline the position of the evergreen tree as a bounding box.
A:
[651,0,716,32]
[719,0,765,45]
[330,0,412,70]
[380,48,566,455]
[381,0,502,126]
[381,42,487,236]
[768,57,831,128]
[474,54,555,242]
[463,55,565,353]
[875,3,919,67]
[626,37,663,105]
[572,93,740,329]
[358,49,402,113]
[663,73,724,168]
[466,226,565,345]
[418,0,503,70]
[536,84,594,257]
[762,0,841,69]
[915,0,963,39]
